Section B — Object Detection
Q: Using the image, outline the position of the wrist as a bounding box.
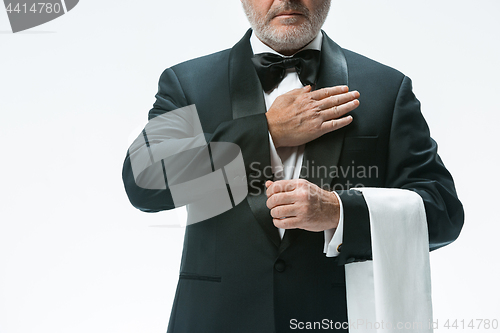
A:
[327,190,340,229]
[265,113,283,148]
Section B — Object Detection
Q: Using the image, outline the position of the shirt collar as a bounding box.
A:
[250,30,323,57]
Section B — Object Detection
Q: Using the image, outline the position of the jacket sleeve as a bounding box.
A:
[122,67,271,213]
[337,76,464,265]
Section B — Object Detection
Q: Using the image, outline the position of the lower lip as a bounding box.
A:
[276,14,301,19]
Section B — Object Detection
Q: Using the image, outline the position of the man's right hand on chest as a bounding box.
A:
[266,85,360,148]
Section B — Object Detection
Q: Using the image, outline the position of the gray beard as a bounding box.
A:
[242,0,331,53]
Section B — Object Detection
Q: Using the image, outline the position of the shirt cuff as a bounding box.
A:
[324,191,344,257]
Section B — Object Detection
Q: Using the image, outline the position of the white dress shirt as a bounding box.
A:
[249,32,344,256]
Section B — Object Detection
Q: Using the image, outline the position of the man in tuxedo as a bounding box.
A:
[122,0,464,332]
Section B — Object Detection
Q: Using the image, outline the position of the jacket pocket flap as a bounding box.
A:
[179,272,222,282]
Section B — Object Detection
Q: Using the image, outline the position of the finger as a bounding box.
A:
[320,115,354,134]
[265,180,274,188]
[273,217,299,229]
[309,85,349,101]
[321,99,360,121]
[317,91,360,111]
[302,85,313,93]
[287,85,312,96]
[270,205,297,219]
[266,180,299,197]
[266,191,297,209]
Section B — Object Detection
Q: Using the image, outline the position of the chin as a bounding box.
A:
[262,24,317,52]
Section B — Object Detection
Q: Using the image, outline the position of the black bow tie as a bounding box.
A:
[251,49,321,92]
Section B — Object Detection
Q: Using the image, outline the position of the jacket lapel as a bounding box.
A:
[299,32,349,188]
[229,29,281,248]
[229,29,267,120]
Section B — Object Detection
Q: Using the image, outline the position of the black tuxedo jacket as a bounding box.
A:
[122,30,464,333]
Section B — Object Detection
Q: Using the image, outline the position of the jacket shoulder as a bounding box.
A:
[169,49,232,81]
[342,48,405,82]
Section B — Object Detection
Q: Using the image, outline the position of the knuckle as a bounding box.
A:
[311,103,322,113]
[330,120,339,130]
[274,217,285,227]
[297,179,307,187]
[298,189,309,200]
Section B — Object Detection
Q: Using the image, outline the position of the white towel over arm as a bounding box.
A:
[327,188,433,332]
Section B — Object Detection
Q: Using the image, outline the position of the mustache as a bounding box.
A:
[267,1,311,20]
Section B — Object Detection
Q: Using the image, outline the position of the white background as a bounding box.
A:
[1,1,499,332]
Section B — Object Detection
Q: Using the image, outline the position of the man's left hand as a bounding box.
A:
[265,179,340,232]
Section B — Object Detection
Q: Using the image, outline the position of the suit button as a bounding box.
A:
[274,260,286,272]
[337,243,342,253]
